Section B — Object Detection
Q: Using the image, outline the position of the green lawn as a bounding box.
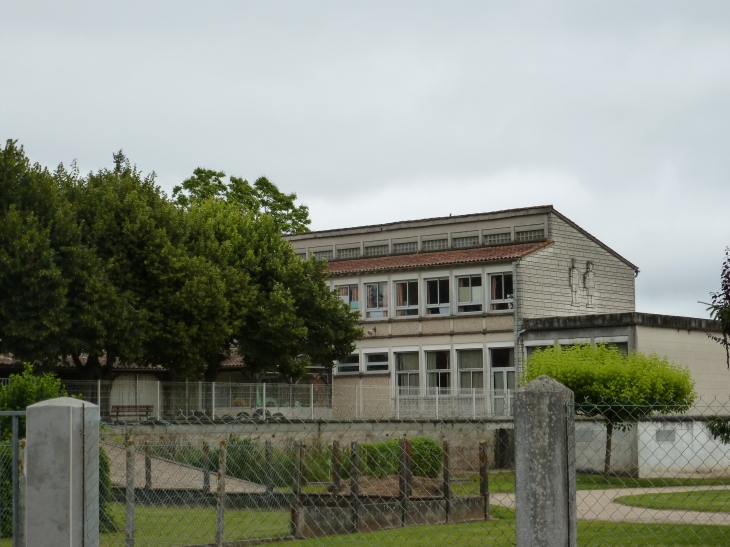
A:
[615,490,730,513]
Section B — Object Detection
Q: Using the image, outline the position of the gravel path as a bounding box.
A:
[491,486,730,525]
[104,443,267,494]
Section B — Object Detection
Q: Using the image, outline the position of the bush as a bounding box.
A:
[361,437,443,479]
[226,438,293,487]
[411,437,443,478]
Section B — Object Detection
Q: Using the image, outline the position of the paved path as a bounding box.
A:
[491,486,730,525]
[104,443,267,494]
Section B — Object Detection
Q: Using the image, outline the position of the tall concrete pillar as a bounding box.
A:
[26,397,100,547]
[515,376,576,547]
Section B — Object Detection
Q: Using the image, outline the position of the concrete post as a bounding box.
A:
[17,439,26,547]
[515,376,576,547]
[442,440,451,523]
[350,442,360,533]
[216,440,227,547]
[26,398,100,547]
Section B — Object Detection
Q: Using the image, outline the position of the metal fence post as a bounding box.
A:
[291,442,303,538]
[203,443,211,495]
[399,437,412,526]
[350,442,360,533]
[310,384,314,420]
[12,415,19,546]
[265,440,273,494]
[216,439,227,547]
[212,382,216,420]
[126,439,135,547]
[443,440,451,524]
[263,383,267,416]
[144,444,152,492]
[156,382,161,421]
[332,440,341,494]
[479,440,489,521]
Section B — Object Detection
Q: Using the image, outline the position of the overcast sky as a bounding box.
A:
[2,1,729,318]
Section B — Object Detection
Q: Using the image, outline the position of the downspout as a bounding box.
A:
[513,258,522,380]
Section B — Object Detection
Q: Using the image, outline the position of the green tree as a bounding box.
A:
[706,247,730,368]
[524,344,696,482]
[173,167,311,234]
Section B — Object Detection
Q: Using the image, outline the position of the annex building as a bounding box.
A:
[285,205,728,417]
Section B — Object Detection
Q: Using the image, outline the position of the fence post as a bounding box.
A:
[291,442,303,538]
[332,440,341,494]
[443,440,451,523]
[125,438,135,547]
[265,440,273,494]
[156,382,161,421]
[144,444,152,492]
[216,440,227,547]
[310,384,314,420]
[203,443,211,495]
[350,442,360,533]
[472,388,477,420]
[212,382,216,419]
[17,439,26,547]
[479,441,489,520]
[399,437,412,526]
[515,376,576,547]
[198,381,203,414]
[26,398,100,547]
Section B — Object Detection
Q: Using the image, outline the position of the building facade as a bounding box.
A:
[285,205,721,417]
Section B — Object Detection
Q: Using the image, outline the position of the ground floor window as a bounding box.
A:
[490,348,515,392]
[365,353,389,373]
[426,351,450,393]
[458,349,484,391]
[396,353,419,396]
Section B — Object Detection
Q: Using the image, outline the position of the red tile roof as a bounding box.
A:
[327,241,552,275]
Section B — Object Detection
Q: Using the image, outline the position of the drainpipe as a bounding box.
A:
[513,259,522,380]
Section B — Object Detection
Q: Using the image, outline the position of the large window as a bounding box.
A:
[426,351,450,392]
[422,239,448,251]
[453,236,478,248]
[365,353,389,373]
[366,282,388,318]
[490,348,515,391]
[337,285,359,311]
[393,242,418,254]
[457,275,483,313]
[396,353,419,396]
[490,273,514,310]
[516,229,544,242]
[364,244,388,257]
[337,248,360,259]
[458,349,483,391]
[426,279,450,315]
[395,281,419,316]
[336,354,360,374]
[484,233,511,246]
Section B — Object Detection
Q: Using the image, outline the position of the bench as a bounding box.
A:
[110,405,154,421]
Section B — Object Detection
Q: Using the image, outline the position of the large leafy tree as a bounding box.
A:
[524,344,696,482]
[706,247,730,368]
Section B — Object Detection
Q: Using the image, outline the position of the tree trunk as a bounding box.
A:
[603,422,614,484]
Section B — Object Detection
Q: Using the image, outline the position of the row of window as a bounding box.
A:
[337,348,516,394]
[300,229,545,260]
[338,273,513,318]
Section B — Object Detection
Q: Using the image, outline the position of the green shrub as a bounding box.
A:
[360,437,443,479]
[226,439,293,487]
[411,437,443,478]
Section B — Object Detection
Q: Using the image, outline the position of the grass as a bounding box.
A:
[615,490,730,513]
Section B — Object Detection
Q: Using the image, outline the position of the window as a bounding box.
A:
[515,229,544,242]
[490,273,514,310]
[365,282,388,318]
[457,275,483,313]
[364,245,388,257]
[526,345,552,358]
[295,252,306,259]
[313,250,334,260]
[336,354,360,374]
[365,353,389,373]
[426,278,450,315]
[396,353,419,395]
[337,248,360,259]
[422,239,448,251]
[395,280,418,316]
[458,349,483,391]
[490,348,515,392]
[453,236,478,249]
[337,285,359,311]
[485,233,511,245]
[393,242,418,254]
[427,351,450,392]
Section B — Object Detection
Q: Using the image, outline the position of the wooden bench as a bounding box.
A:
[110,405,154,421]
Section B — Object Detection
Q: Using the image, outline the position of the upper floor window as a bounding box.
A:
[337,248,360,259]
[453,236,478,249]
[457,275,483,313]
[422,239,448,251]
[364,244,389,257]
[338,285,359,311]
[515,229,544,242]
[393,242,418,254]
[395,280,419,316]
[313,250,333,260]
[295,252,306,259]
[426,278,450,315]
[365,353,389,373]
[490,273,513,311]
[336,354,360,374]
[366,282,388,318]
[485,232,511,246]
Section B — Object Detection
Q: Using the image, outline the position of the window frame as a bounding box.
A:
[457,349,484,392]
[335,353,360,375]
[313,250,333,260]
[425,278,450,315]
[364,352,390,374]
[456,274,484,314]
[336,284,360,311]
[395,352,420,396]
[452,236,479,249]
[489,272,514,311]
[394,280,419,317]
[425,350,451,394]
[365,281,389,319]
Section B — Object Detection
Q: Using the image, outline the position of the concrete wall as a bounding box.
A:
[574,422,638,476]
[518,214,636,321]
[636,325,730,400]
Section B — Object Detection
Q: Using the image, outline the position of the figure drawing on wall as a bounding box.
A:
[584,261,595,308]
[569,259,580,306]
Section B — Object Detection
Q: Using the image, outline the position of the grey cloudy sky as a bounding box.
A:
[2,1,729,318]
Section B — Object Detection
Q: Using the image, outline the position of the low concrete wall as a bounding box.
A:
[293,495,486,538]
[574,422,638,476]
